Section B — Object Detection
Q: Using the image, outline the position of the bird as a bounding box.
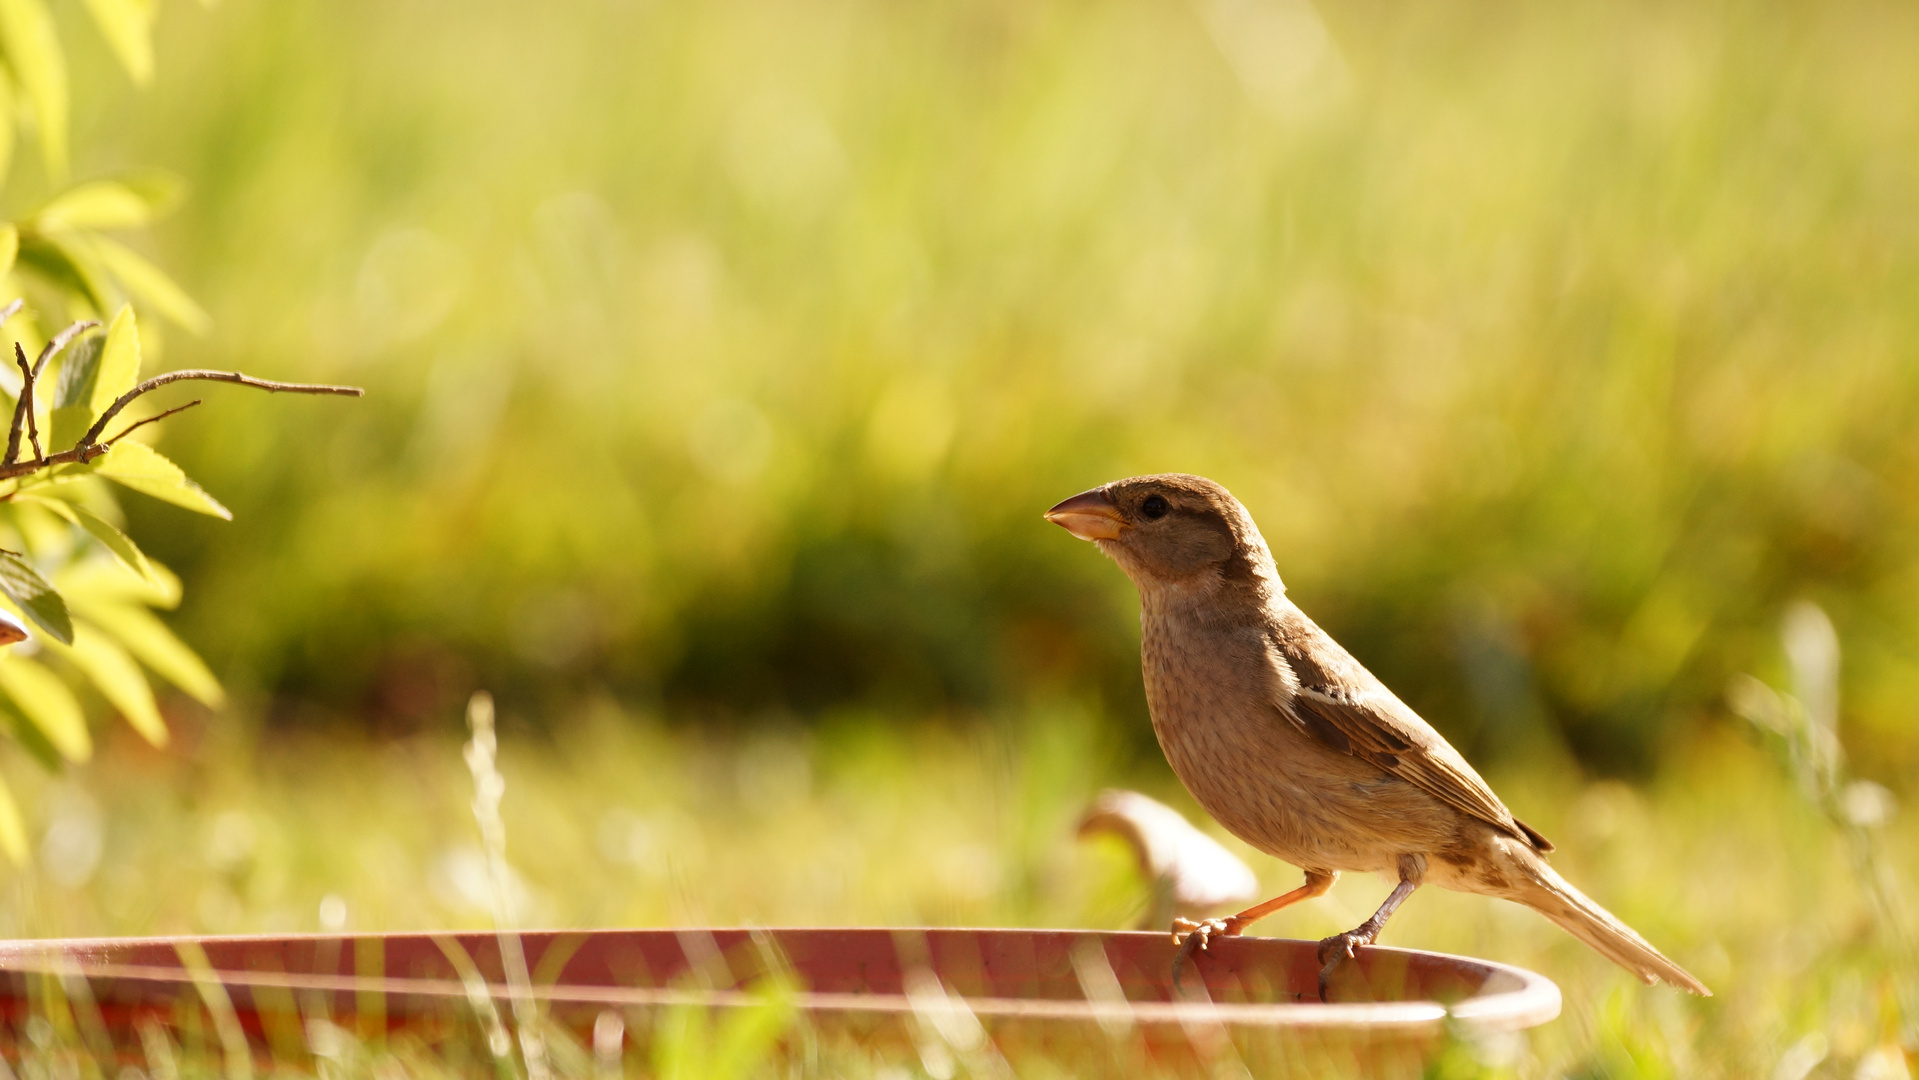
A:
[1044,473,1708,996]
[1076,788,1261,930]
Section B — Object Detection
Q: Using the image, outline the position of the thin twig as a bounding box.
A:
[16,350,42,463]
[79,369,363,449]
[34,320,100,380]
[0,366,362,483]
[0,444,107,481]
[5,320,99,466]
[0,302,34,466]
[105,399,202,446]
[2,343,25,467]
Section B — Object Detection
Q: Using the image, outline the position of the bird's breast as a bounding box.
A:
[1137,606,1425,874]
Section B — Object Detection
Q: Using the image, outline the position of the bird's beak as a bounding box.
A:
[1045,488,1127,541]
[0,611,26,647]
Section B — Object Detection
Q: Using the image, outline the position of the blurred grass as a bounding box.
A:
[1,705,1912,1076]
[17,0,1910,775]
[1,0,1916,1074]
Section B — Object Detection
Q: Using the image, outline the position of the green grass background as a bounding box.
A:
[6,0,1919,1074]
[4,707,1911,1076]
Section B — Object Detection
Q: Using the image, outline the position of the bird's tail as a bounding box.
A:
[1509,851,1711,996]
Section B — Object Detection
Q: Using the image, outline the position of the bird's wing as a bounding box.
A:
[1265,613,1554,852]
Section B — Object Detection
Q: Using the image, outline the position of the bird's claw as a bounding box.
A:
[1169,917,1239,992]
[1170,916,1235,950]
[1315,930,1370,965]
[1314,930,1374,1002]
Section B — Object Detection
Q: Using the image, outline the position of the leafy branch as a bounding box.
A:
[0,0,249,864]
[0,303,360,481]
[0,298,361,625]
[0,297,360,843]
[1,362,359,488]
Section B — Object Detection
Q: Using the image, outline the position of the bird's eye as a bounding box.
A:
[1141,495,1169,520]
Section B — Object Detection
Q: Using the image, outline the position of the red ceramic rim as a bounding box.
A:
[0,928,1562,1035]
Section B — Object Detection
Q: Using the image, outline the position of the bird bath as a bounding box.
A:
[0,928,1558,1076]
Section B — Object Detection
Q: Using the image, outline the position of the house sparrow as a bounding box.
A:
[1076,787,1261,929]
[1046,474,1708,996]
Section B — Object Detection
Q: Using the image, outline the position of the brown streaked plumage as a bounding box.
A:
[1046,473,1708,996]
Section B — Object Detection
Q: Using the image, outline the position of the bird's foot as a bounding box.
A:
[1169,916,1242,991]
[1171,916,1242,951]
[1315,928,1375,965]
[1314,928,1377,1002]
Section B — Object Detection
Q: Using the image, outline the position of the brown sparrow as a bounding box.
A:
[1047,473,1707,996]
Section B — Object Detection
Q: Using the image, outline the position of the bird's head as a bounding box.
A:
[1044,473,1280,597]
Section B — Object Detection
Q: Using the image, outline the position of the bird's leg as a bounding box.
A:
[1172,870,1336,988]
[1172,870,1337,947]
[1316,855,1424,999]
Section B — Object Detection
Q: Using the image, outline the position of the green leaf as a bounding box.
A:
[78,0,153,85]
[0,222,16,279]
[34,181,151,232]
[51,621,165,745]
[0,0,68,177]
[55,548,181,608]
[0,549,71,642]
[85,234,210,334]
[16,232,112,315]
[20,495,156,584]
[14,492,75,525]
[53,334,104,408]
[90,441,232,520]
[0,772,26,863]
[71,599,219,705]
[0,655,87,761]
[92,304,140,410]
[75,509,154,583]
[50,332,104,450]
